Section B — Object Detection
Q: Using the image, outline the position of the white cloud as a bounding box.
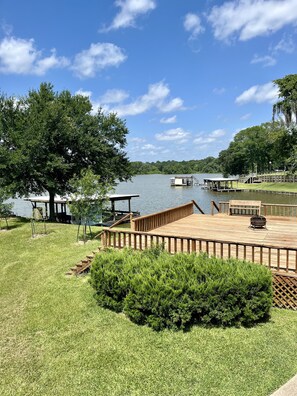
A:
[209,129,226,138]
[72,42,126,78]
[184,13,204,39]
[193,129,226,145]
[100,89,129,104]
[193,136,214,144]
[251,34,295,69]
[130,137,146,143]
[251,54,276,67]
[106,81,184,116]
[75,89,92,98]
[235,82,279,105]
[273,35,295,54]
[1,22,13,36]
[0,36,69,75]
[106,0,156,30]
[160,115,177,124]
[155,127,190,142]
[159,97,184,113]
[142,143,157,150]
[208,0,297,41]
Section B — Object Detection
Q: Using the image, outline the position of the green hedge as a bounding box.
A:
[90,248,273,331]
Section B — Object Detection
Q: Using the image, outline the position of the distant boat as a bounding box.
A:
[170,175,198,187]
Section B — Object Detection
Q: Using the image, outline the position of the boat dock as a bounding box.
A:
[24,193,140,224]
[203,177,242,192]
[170,175,198,187]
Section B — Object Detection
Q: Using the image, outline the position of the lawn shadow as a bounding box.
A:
[0,216,30,231]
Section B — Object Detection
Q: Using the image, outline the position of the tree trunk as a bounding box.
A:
[48,190,56,221]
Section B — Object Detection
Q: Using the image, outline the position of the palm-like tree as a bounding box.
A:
[273,74,297,126]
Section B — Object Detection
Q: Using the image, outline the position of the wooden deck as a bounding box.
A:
[101,209,297,308]
[148,214,297,249]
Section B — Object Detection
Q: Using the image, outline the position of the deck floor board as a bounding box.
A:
[148,214,297,249]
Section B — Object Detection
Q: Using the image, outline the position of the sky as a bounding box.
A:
[0,0,297,162]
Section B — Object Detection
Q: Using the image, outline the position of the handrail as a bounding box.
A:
[192,200,204,214]
[262,203,297,217]
[217,201,297,217]
[211,200,220,215]
[108,212,132,229]
[101,228,297,274]
[131,202,194,232]
[132,202,193,221]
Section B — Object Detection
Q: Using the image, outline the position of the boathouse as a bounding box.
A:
[170,175,197,187]
[203,177,241,192]
[24,193,140,224]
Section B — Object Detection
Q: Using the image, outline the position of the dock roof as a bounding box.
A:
[24,193,140,204]
[203,177,239,182]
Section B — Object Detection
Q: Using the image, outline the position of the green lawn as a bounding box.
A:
[239,182,297,193]
[1,218,297,396]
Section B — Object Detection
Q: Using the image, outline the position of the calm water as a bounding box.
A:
[8,174,297,218]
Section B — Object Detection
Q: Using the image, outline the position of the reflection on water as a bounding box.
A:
[8,173,297,217]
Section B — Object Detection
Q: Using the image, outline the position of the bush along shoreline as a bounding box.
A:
[90,247,273,331]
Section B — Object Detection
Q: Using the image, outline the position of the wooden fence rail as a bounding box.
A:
[101,229,297,274]
[217,201,297,217]
[131,201,194,232]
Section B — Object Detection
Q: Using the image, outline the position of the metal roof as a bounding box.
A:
[24,193,140,204]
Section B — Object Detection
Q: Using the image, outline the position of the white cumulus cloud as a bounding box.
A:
[235,82,279,105]
[184,13,204,39]
[0,36,69,75]
[72,42,126,78]
[106,81,184,116]
[194,129,226,145]
[106,0,156,30]
[208,0,297,41]
[155,127,190,142]
[209,129,226,138]
[100,89,129,104]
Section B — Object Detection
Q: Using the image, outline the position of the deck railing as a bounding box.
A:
[101,228,297,274]
[131,201,195,232]
[216,201,297,217]
[262,203,297,217]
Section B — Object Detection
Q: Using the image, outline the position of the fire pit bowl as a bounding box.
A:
[250,215,266,229]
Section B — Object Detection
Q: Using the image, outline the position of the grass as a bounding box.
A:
[1,218,297,396]
[238,182,297,193]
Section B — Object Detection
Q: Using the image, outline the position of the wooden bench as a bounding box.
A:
[229,200,261,216]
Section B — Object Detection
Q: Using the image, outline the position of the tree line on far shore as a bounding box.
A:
[130,156,221,175]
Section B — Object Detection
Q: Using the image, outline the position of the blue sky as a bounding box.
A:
[1,0,297,162]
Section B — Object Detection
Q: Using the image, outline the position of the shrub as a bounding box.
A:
[90,248,273,330]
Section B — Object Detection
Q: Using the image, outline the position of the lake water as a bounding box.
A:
[9,173,297,218]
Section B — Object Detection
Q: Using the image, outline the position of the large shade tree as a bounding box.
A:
[0,83,131,220]
[218,123,283,176]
